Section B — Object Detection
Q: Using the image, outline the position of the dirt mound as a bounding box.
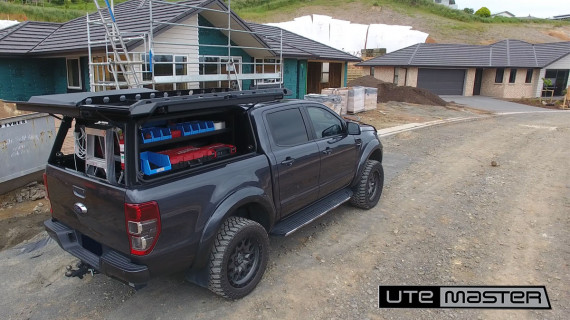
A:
[545,29,570,41]
[0,100,32,120]
[347,75,447,106]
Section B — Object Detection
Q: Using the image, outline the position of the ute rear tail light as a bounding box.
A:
[124,201,161,256]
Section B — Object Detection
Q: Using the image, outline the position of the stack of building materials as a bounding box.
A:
[321,87,372,114]
[347,86,365,114]
[364,87,378,111]
[304,94,344,115]
[321,88,349,114]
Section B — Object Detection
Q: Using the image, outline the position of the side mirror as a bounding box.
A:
[347,122,360,135]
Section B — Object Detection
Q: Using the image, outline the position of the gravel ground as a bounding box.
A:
[0,112,568,319]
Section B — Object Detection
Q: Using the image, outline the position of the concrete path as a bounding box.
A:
[441,95,553,113]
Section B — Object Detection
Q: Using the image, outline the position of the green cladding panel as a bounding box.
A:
[198,15,253,89]
[0,58,67,101]
[81,57,90,92]
[344,62,348,86]
[283,59,307,99]
[298,60,307,98]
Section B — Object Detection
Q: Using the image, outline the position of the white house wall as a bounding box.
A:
[535,53,570,96]
[545,53,570,69]
[131,14,200,77]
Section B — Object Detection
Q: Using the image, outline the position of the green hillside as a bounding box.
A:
[0,0,130,22]
[1,0,568,44]
[232,0,561,24]
[2,0,565,24]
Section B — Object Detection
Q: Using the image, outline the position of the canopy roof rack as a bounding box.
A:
[16,88,290,119]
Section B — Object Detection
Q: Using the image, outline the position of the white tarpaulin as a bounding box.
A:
[267,15,429,57]
[0,20,19,30]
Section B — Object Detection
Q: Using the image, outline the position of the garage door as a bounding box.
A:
[417,69,465,95]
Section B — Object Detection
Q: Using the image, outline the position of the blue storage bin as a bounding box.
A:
[203,120,215,132]
[157,127,172,140]
[140,151,171,175]
[175,123,195,136]
[141,128,159,143]
[189,121,203,133]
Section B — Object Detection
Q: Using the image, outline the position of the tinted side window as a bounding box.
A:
[266,108,309,146]
[307,106,343,139]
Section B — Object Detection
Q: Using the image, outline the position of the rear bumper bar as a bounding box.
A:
[45,219,150,287]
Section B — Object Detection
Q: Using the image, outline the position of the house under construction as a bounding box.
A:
[0,0,360,101]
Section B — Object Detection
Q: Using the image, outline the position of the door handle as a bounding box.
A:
[322,148,332,155]
[355,138,362,147]
[281,157,295,166]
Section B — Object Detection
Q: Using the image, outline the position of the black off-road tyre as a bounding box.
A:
[350,160,384,209]
[208,216,269,299]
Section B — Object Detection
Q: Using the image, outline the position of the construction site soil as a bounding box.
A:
[347,75,448,106]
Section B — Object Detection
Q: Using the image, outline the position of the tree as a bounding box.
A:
[475,7,491,17]
[463,8,474,14]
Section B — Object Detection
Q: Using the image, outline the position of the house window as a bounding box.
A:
[435,0,442,3]
[142,54,189,90]
[175,56,187,76]
[393,67,399,84]
[525,69,533,83]
[254,58,281,83]
[509,69,517,83]
[66,58,81,89]
[199,55,242,89]
[370,67,375,77]
[321,62,330,83]
[495,68,505,83]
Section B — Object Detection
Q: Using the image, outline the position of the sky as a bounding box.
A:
[458,0,570,18]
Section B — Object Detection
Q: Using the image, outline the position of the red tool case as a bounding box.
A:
[157,143,236,170]
[204,143,237,158]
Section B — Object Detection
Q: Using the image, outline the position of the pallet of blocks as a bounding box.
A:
[321,88,349,114]
[364,87,378,111]
[347,86,365,114]
[304,94,343,115]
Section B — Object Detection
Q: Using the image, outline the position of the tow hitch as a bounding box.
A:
[65,261,99,279]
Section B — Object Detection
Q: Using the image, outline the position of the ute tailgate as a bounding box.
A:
[46,165,130,255]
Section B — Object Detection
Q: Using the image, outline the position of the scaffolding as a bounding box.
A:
[87,0,283,92]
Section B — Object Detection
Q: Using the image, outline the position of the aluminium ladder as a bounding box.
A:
[92,0,141,89]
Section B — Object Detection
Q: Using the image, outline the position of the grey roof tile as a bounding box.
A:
[414,43,489,67]
[31,0,210,53]
[358,39,570,68]
[0,21,62,55]
[534,41,570,66]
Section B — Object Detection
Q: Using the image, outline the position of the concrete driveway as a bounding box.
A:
[441,95,553,113]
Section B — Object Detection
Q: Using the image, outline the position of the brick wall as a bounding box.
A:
[464,68,476,97]
[406,67,418,87]
[480,68,505,97]
[347,62,368,83]
[504,68,540,98]
[373,66,395,83]
[480,68,541,98]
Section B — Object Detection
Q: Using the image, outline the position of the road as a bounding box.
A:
[1,112,569,320]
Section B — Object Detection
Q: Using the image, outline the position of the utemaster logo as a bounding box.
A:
[378,286,551,309]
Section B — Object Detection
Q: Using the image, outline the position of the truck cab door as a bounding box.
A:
[265,107,320,217]
[304,105,358,198]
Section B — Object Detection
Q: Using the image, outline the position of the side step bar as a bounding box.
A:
[270,188,352,236]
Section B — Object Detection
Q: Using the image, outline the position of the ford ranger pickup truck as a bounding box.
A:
[17,88,383,299]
